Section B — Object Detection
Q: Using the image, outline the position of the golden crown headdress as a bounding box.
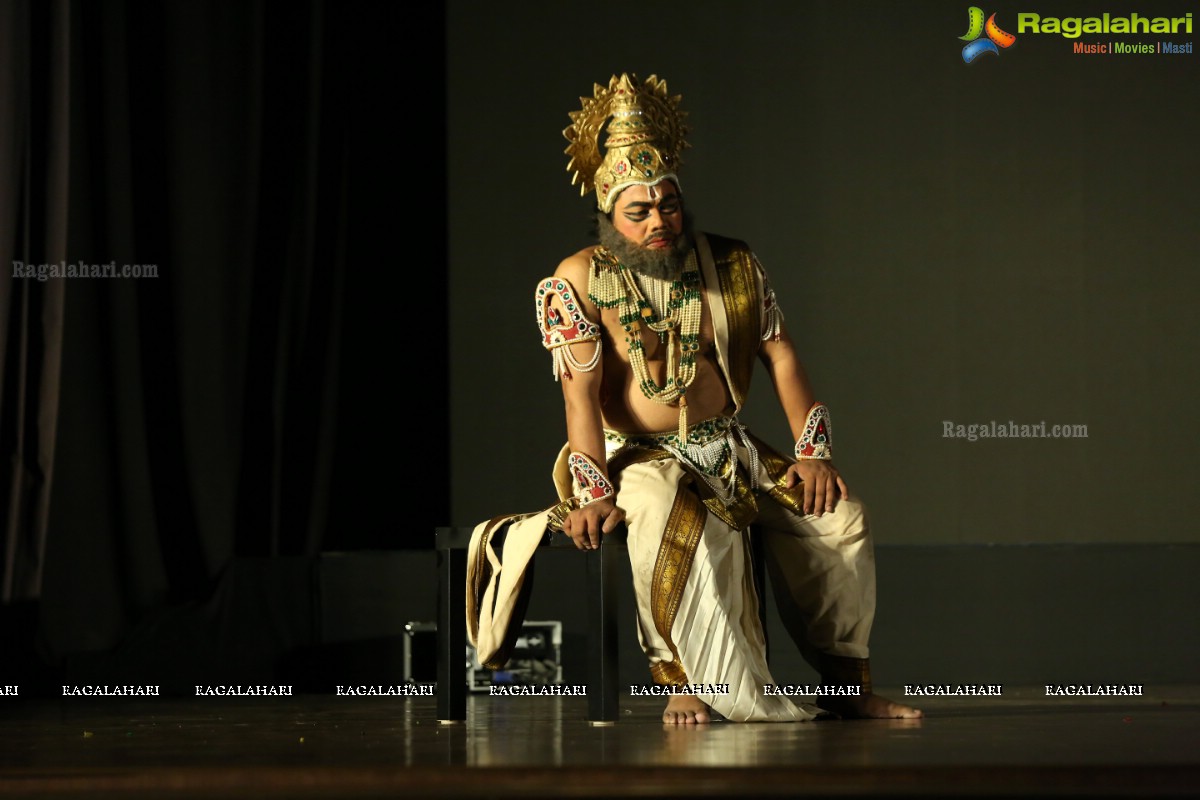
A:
[563,73,690,213]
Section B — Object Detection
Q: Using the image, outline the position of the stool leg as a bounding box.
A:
[586,543,620,725]
[437,545,466,723]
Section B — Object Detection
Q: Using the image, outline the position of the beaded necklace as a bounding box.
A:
[632,271,673,324]
[588,246,703,442]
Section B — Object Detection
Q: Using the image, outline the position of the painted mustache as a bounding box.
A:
[643,231,674,247]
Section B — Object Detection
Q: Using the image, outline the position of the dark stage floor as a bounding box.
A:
[0,686,1197,799]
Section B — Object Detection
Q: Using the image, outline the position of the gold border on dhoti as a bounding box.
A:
[746,429,809,516]
[650,659,689,687]
[694,462,758,531]
[649,479,707,684]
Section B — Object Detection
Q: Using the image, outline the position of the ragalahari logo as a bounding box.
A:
[960,7,1017,62]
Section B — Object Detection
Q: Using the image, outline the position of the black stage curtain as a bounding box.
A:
[1,0,443,683]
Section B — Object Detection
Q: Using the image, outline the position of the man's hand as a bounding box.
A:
[784,460,849,517]
[563,496,626,550]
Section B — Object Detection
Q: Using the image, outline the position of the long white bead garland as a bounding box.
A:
[588,246,702,442]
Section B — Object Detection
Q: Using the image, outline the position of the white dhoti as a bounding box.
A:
[467,418,877,723]
[612,422,874,722]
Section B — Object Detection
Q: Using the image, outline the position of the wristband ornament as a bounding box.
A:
[794,402,832,460]
[567,452,614,506]
[546,452,614,532]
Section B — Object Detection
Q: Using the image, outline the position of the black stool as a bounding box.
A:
[435,523,628,725]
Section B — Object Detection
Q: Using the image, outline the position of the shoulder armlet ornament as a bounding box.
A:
[794,402,832,460]
[754,252,785,342]
[535,276,602,381]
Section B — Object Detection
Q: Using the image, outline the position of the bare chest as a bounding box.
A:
[596,290,716,364]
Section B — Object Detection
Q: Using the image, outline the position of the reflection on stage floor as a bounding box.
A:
[0,685,1196,798]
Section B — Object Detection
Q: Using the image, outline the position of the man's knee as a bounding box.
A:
[800,494,869,543]
[837,495,867,527]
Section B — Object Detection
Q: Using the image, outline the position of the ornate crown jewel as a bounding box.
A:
[563,73,690,213]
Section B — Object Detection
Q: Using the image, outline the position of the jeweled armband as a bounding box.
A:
[535,277,601,381]
[567,452,614,506]
[794,402,832,460]
[546,452,614,531]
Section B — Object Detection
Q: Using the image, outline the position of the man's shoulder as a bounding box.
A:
[552,245,599,284]
[558,244,600,268]
[537,245,600,308]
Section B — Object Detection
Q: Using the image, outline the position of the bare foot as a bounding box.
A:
[817,691,923,719]
[662,695,711,724]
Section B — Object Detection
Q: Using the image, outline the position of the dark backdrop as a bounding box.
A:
[1,0,446,687]
[443,0,1200,686]
[3,0,1198,693]
[447,0,1200,545]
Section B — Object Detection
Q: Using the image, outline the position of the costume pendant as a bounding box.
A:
[677,394,688,444]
